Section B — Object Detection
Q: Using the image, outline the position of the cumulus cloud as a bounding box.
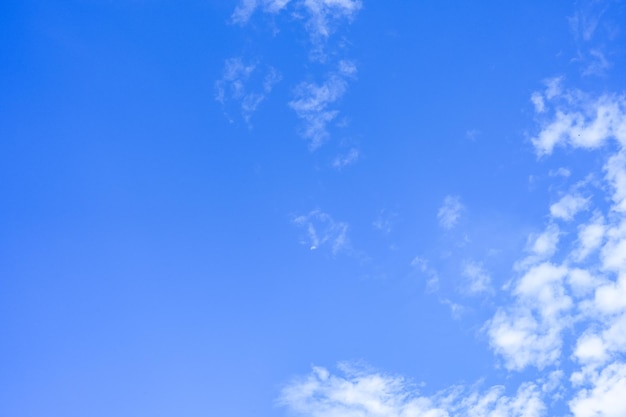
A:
[293,210,350,254]
[279,364,545,417]
[289,61,357,149]
[280,76,626,415]
[569,362,626,417]
[550,194,590,221]
[572,213,605,262]
[437,196,464,230]
[215,58,281,123]
[530,80,626,156]
[282,80,626,417]
[483,80,626,415]
[488,261,572,371]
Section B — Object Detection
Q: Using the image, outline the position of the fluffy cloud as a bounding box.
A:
[550,194,589,221]
[530,79,626,156]
[569,362,626,417]
[282,81,626,417]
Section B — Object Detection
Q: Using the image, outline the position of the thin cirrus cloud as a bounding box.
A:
[461,260,493,295]
[226,0,361,154]
[214,57,281,123]
[231,0,362,51]
[568,0,616,77]
[289,60,357,150]
[437,195,464,230]
[332,147,360,169]
[293,210,350,254]
[280,83,626,417]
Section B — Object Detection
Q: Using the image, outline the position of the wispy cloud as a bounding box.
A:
[437,195,465,230]
[462,260,493,295]
[372,209,397,234]
[279,363,545,417]
[293,209,350,254]
[232,0,362,60]
[215,57,281,123]
[550,194,590,221]
[332,147,359,169]
[411,256,439,292]
[289,60,357,150]
[231,0,292,24]
[568,0,619,76]
[227,1,362,154]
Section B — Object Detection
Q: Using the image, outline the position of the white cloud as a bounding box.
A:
[437,196,464,230]
[573,213,605,262]
[550,194,590,221]
[333,147,360,169]
[531,92,546,113]
[280,57,626,417]
[515,224,561,271]
[282,79,626,416]
[488,262,572,371]
[289,61,356,149]
[231,0,292,24]
[302,0,362,40]
[215,58,281,123]
[231,0,361,58]
[462,261,492,295]
[569,362,626,417]
[293,210,350,254]
[279,364,545,417]
[530,86,626,156]
[411,256,439,292]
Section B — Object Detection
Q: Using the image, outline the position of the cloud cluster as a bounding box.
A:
[226,0,362,156]
[487,82,626,414]
[530,78,626,156]
[281,83,626,417]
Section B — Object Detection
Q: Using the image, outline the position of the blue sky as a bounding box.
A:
[2,1,626,416]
